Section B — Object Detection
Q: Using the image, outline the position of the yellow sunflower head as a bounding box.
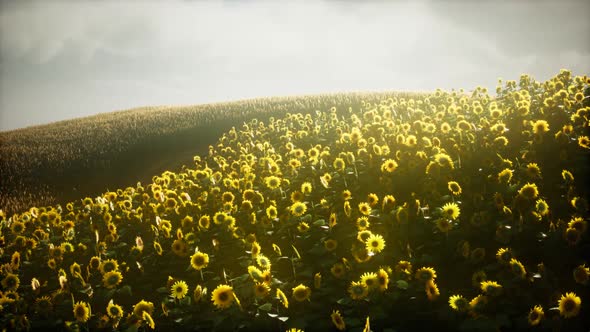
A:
[171,280,188,300]
[528,305,544,326]
[331,310,346,331]
[441,202,460,220]
[211,284,234,309]
[558,292,581,318]
[291,284,311,302]
[365,233,385,254]
[190,251,209,270]
[73,301,91,323]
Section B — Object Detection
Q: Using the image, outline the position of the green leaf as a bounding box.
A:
[313,219,326,226]
[336,297,352,305]
[258,303,273,311]
[278,316,289,322]
[156,287,168,294]
[396,280,409,290]
[117,285,132,297]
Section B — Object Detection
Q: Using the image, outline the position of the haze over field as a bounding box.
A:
[1,0,589,131]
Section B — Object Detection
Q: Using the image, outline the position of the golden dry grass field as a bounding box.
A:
[0,70,589,331]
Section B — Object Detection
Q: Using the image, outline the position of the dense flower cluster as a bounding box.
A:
[0,70,588,331]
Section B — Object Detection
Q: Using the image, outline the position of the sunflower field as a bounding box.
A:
[1,69,589,331]
[0,91,425,216]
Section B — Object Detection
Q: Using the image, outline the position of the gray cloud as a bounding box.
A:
[1,0,588,131]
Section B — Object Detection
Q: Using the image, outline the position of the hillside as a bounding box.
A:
[0,91,427,215]
[1,70,589,331]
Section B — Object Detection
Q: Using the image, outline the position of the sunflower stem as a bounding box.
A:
[200,269,204,282]
[291,258,297,281]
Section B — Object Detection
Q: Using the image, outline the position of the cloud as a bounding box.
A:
[0,2,159,64]
[1,0,588,131]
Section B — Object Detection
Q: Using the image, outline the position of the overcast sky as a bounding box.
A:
[1,0,589,131]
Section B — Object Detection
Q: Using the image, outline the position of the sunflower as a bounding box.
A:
[495,248,513,264]
[535,199,549,216]
[324,239,338,251]
[99,259,119,275]
[573,264,589,285]
[331,263,346,279]
[171,239,189,257]
[331,310,346,330]
[358,202,372,216]
[153,241,163,255]
[264,176,282,190]
[367,193,379,207]
[434,153,454,169]
[525,163,542,179]
[415,267,437,282]
[290,202,307,217]
[356,216,370,230]
[509,258,527,279]
[290,191,303,203]
[198,215,211,230]
[333,158,346,171]
[447,181,462,195]
[518,183,539,200]
[348,281,368,300]
[449,295,470,312]
[577,136,590,149]
[568,216,587,233]
[1,273,19,291]
[266,205,278,219]
[254,282,270,298]
[193,285,205,302]
[341,190,352,201]
[314,272,322,289]
[352,244,372,263]
[291,284,311,302]
[470,294,488,314]
[301,182,312,195]
[329,213,337,228]
[532,120,549,134]
[528,305,544,326]
[381,159,398,173]
[133,300,154,316]
[35,296,53,315]
[190,252,209,270]
[425,279,440,301]
[213,212,226,225]
[171,280,188,300]
[276,288,289,309]
[396,207,409,223]
[211,284,234,309]
[106,301,124,319]
[480,280,502,296]
[436,218,452,233]
[365,233,385,253]
[250,241,261,258]
[103,270,123,289]
[360,272,378,290]
[73,301,91,323]
[10,221,25,235]
[47,258,57,270]
[562,170,574,182]
[497,168,513,184]
[377,268,389,291]
[297,222,310,233]
[256,254,271,271]
[382,194,396,210]
[441,202,460,220]
[558,292,581,318]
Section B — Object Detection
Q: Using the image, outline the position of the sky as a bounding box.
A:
[1,0,589,131]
